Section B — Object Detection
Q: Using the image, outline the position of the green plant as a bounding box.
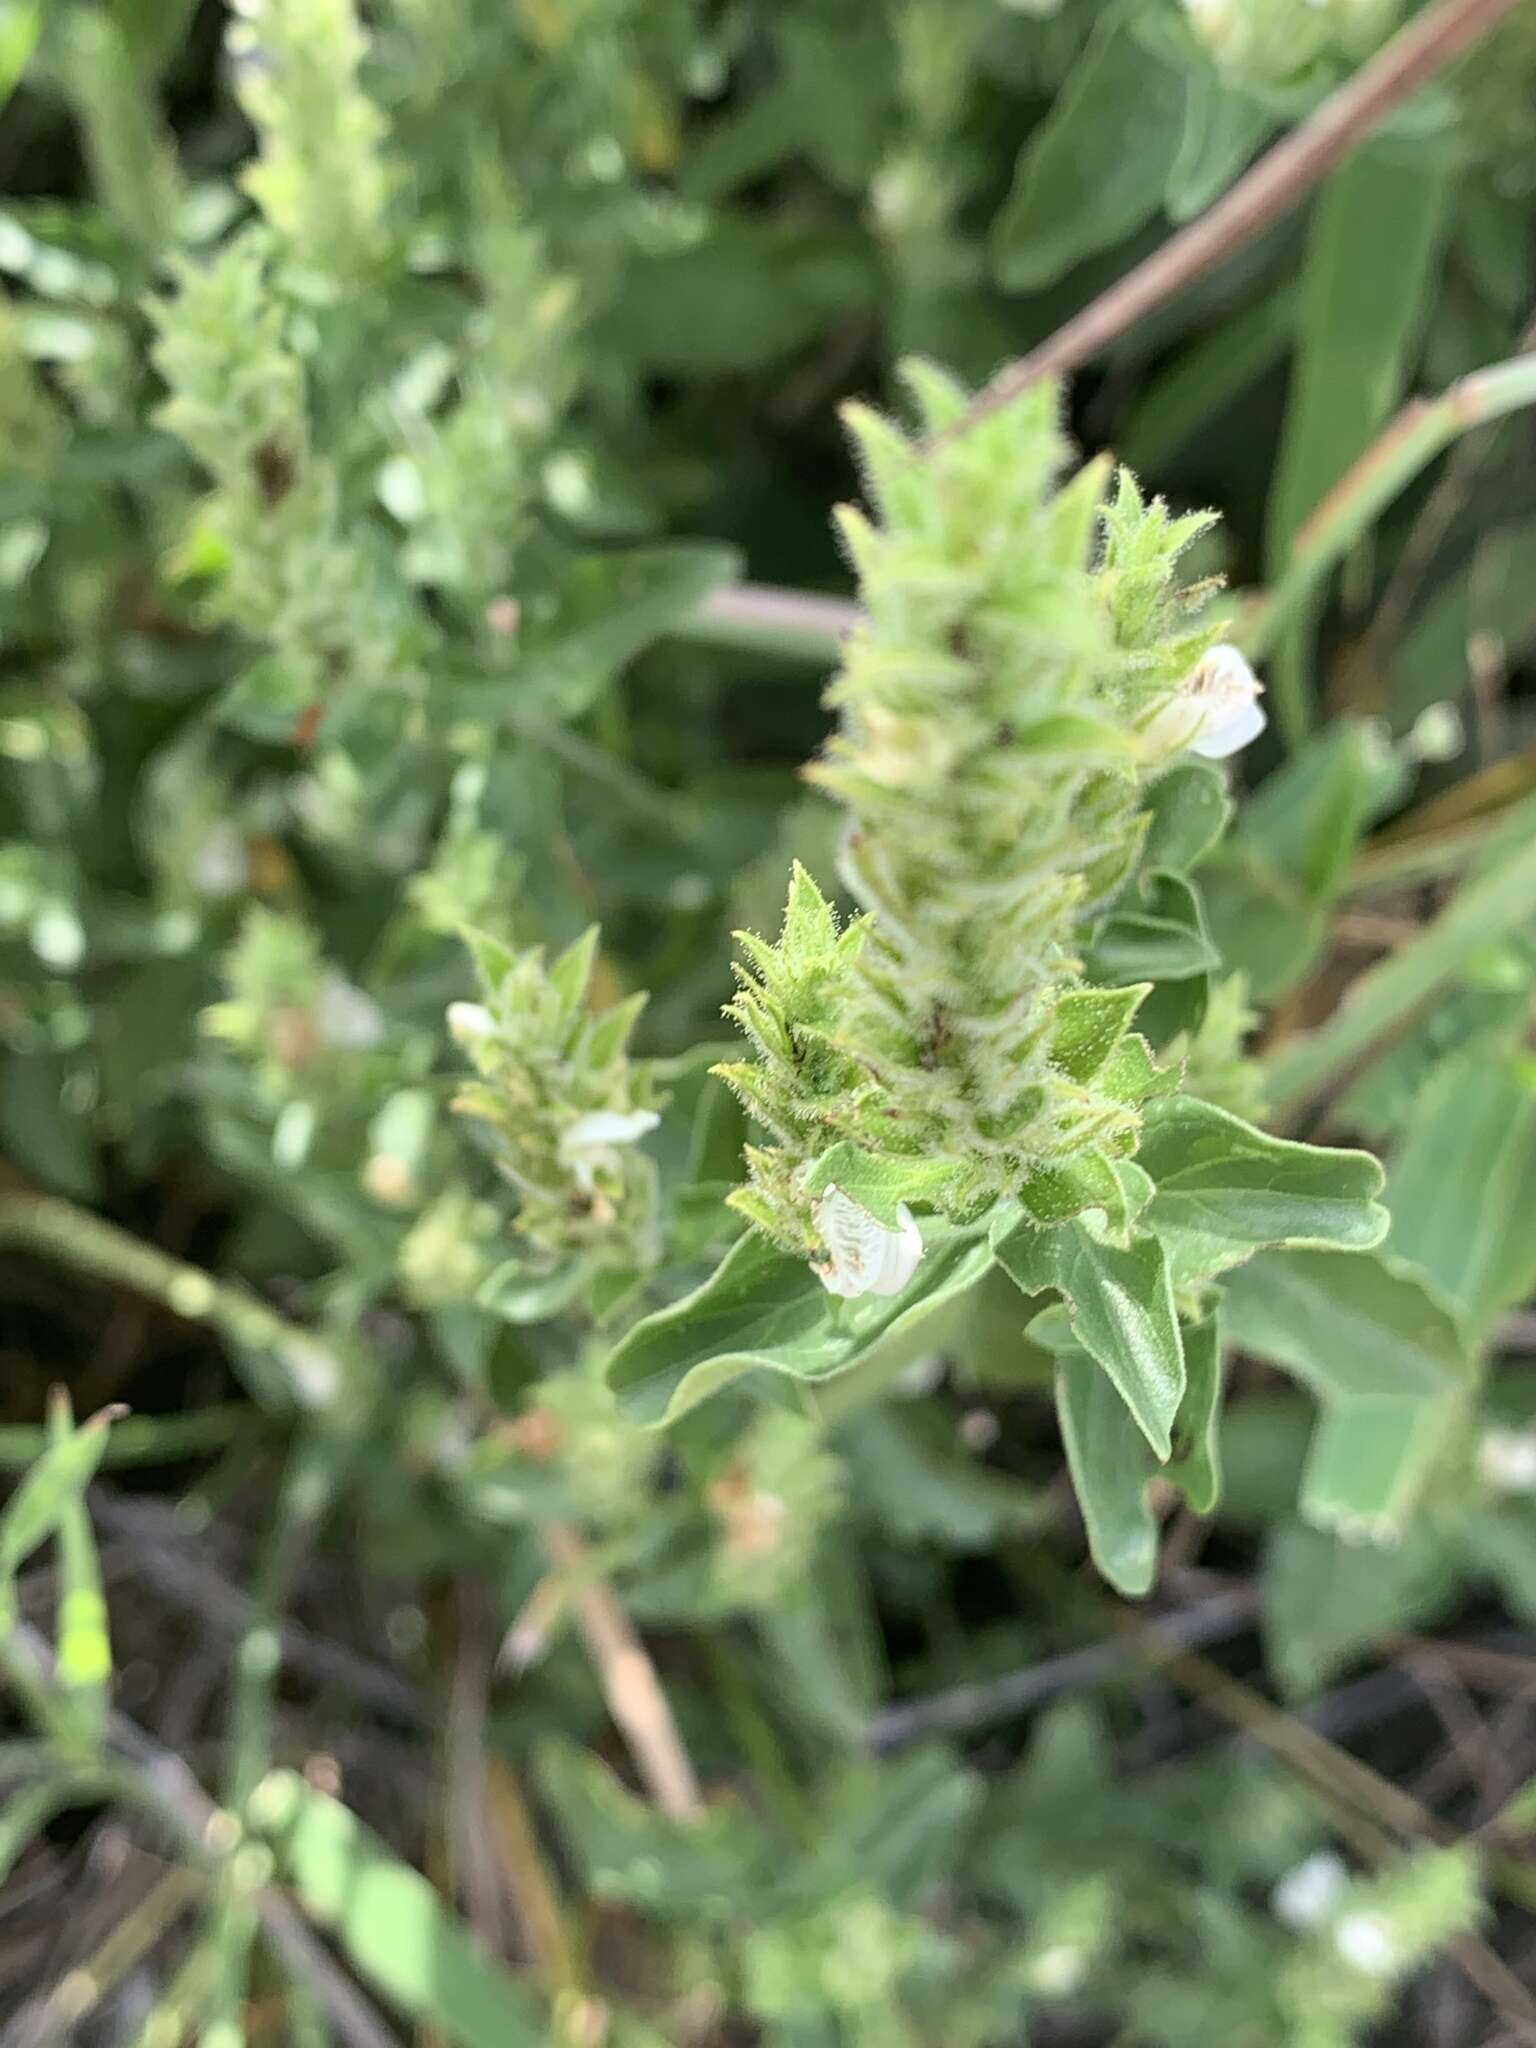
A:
[5,1,1536,2043]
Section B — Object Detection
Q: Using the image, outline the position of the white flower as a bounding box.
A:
[1144,642,1266,760]
[446,1000,496,1046]
[1478,1428,1536,1494]
[558,1108,660,1191]
[315,973,385,1050]
[1272,1851,1349,1930]
[810,1184,923,1300]
[1334,1911,1398,1978]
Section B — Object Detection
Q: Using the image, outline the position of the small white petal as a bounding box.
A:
[811,1186,924,1300]
[1148,641,1266,761]
[561,1109,661,1155]
[558,1108,660,1191]
[1272,1851,1348,1930]
[1188,694,1268,759]
[446,1000,496,1044]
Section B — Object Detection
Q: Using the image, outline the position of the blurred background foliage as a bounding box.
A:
[5,0,1536,2043]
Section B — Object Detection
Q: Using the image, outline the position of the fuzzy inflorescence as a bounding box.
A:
[449,928,663,1271]
[717,363,1224,1257]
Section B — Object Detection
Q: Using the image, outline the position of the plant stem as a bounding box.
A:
[541,1521,703,1823]
[928,0,1528,448]
[677,581,859,665]
[0,1403,253,1470]
[1243,354,1536,744]
[673,351,1536,703]
[0,1190,356,1411]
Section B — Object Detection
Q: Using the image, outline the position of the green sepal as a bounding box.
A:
[1017,1148,1124,1225]
[1049,985,1150,1084]
[798,1141,956,1227]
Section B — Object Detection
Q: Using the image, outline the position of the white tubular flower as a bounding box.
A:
[1144,643,1266,761]
[446,1000,497,1045]
[810,1184,923,1300]
[557,1108,660,1192]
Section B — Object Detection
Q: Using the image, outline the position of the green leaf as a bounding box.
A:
[217,653,317,741]
[1142,761,1232,879]
[535,1740,768,1920]
[1298,1397,1446,1542]
[1240,719,1405,905]
[1263,1519,1458,1696]
[1460,1506,1536,1627]
[0,1403,119,1620]
[486,544,740,720]
[476,1256,595,1326]
[1222,1248,1473,1538]
[1052,1302,1225,1596]
[623,220,878,376]
[1088,874,1219,984]
[1055,1349,1159,1598]
[1168,1313,1224,1516]
[1386,1045,1536,1333]
[46,1391,109,1738]
[780,1746,984,1913]
[250,1772,543,2048]
[604,1225,994,1426]
[1137,1096,1387,1282]
[1099,1037,1177,1108]
[0,1050,101,1202]
[1165,62,1271,221]
[1221,1248,1467,1406]
[1267,147,1453,575]
[842,1407,1037,1551]
[0,1,43,117]
[992,4,1185,291]
[1199,842,1326,1003]
[994,1215,1185,1459]
[1264,145,1454,744]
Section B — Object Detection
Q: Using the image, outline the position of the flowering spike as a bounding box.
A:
[448,930,662,1270]
[722,366,1247,1261]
